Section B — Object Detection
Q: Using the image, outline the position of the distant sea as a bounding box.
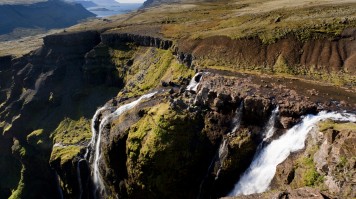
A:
[88,3,142,17]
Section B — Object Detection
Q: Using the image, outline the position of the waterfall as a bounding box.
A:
[85,105,111,160]
[262,106,279,142]
[91,91,157,196]
[228,111,356,196]
[197,102,243,198]
[215,102,244,180]
[186,72,204,92]
[54,171,64,199]
[215,138,228,180]
[230,102,244,135]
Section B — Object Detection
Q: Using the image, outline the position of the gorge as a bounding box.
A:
[0,0,356,199]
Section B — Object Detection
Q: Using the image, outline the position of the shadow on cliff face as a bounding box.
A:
[0,30,123,198]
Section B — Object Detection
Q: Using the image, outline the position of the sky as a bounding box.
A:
[116,0,145,3]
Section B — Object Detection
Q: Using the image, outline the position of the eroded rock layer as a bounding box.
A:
[0,22,355,199]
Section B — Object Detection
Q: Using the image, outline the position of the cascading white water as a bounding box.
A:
[92,92,157,195]
[230,102,244,134]
[215,102,244,180]
[228,111,356,196]
[262,106,279,141]
[186,72,205,92]
[85,105,111,160]
[197,102,244,198]
[215,138,228,180]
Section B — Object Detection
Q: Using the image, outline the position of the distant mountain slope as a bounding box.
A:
[91,0,120,6]
[142,0,204,7]
[74,0,97,8]
[0,0,95,35]
[71,0,119,6]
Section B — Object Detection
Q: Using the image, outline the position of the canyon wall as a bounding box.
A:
[0,28,355,198]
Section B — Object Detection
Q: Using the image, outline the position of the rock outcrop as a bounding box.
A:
[102,32,173,50]
[0,30,119,198]
[272,120,356,198]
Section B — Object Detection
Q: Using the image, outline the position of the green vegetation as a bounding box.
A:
[337,156,347,168]
[152,2,356,43]
[49,117,90,166]
[291,144,324,188]
[125,102,206,197]
[50,145,82,166]
[51,117,91,145]
[120,47,194,97]
[318,120,356,132]
[11,138,26,158]
[8,165,25,199]
[298,156,324,187]
[27,129,50,149]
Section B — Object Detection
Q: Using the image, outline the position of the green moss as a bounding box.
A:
[318,120,356,132]
[292,144,324,188]
[338,156,347,168]
[11,139,26,158]
[299,157,324,186]
[273,55,292,74]
[9,165,25,199]
[121,48,194,98]
[50,145,82,166]
[49,117,90,166]
[125,102,206,197]
[50,117,91,145]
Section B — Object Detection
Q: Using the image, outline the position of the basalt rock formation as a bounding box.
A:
[0,1,356,198]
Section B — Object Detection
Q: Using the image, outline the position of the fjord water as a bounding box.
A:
[229,111,356,196]
[89,92,157,197]
[88,3,142,17]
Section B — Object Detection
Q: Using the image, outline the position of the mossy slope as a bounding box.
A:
[125,102,208,198]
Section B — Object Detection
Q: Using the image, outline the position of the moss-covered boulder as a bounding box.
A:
[124,102,210,198]
[49,117,92,198]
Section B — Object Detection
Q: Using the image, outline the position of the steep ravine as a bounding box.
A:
[0,28,355,199]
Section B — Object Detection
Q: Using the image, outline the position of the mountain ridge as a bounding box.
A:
[0,0,95,35]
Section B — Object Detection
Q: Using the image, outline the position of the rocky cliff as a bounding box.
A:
[0,0,355,199]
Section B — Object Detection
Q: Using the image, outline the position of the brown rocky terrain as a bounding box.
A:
[0,0,355,199]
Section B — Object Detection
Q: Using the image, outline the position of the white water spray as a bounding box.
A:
[92,92,157,195]
[186,72,205,92]
[215,102,244,180]
[230,102,244,135]
[229,111,356,196]
[85,105,111,160]
[262,106,279,141]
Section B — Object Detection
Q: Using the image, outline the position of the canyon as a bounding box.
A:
[0,0,355,199]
